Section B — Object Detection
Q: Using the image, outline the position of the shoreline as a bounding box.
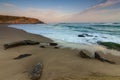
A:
[8,24,120,57]
[0,24,120,80]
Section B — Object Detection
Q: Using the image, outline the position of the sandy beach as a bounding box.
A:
[0,24,120,80]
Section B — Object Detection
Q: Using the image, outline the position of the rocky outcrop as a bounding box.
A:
[4,40,39,49]
[79,49,116,64]
[0,15,44,24]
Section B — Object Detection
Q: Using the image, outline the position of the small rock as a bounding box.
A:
[40,45,46,48]
[30,63,43,80]
[78,35,85,37]
[54,46,59,49]
[4,40,39,50]
[49,43,58,46]
[14,54,32,60]
[78,34,93,37]
[94,52,105,62]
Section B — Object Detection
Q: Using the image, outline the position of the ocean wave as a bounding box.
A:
[9,23,120,44]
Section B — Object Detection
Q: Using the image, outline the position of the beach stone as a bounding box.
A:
[49,43,58,46]
[54,46,59,49]
[94,52,105,62]
[25,40,39,45]
[78,34,85,37]
[30,63,43,80]
[79,50,93,58]
[4,40,39,50]
[14,54,32,60]
[95,52,116,64]
[78,34,93,37]
[40,45,46,48]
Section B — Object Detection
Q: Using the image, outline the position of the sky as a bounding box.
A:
[0,0,120,23]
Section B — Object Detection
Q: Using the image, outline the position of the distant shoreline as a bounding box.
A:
[0,15,44,24]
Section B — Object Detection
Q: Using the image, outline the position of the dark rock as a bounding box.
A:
[40,45,46,48]
[94,52,105,62]
[49,43,58,46]
[14,54,32,60]
[95,52,115,64]
[54,46,59,49]
[78,35,85,37]
[79,50,93,59]
[104,59,116,64]
[4,40,39,50]
[30,63,43,80]
[25,40,39,45]
[78,33,93,37]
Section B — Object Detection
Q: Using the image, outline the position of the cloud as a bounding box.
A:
[67,0,120,22]
[14,8,68,23]
[91,0,120,9]
[2,3,16,7]
[81,0,120,13]
[67,8,120,22]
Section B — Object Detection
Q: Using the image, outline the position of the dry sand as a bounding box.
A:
[0,24,120,80]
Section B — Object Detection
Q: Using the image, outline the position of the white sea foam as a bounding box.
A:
[53,39,120,56]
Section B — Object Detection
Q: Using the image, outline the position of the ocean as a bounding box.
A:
[9,23,120,45]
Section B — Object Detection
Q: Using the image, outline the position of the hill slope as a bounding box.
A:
[0,15,44,24]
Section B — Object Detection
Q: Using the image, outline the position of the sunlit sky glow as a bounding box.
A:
[0,0,120,23]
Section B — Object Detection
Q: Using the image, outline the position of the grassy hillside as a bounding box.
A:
[0,15,44,24]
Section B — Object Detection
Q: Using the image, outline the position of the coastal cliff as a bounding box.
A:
[0,15,44,24]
